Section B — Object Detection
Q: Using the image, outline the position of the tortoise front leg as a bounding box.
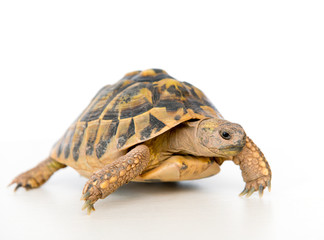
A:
[9,158,66,191]
[81,144,150,214]
[233,137,272,197]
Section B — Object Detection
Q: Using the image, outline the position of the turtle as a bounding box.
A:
[10,68,271,214]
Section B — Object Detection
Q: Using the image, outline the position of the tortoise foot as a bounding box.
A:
[80,145,150,214]
[9,158,66,192]
[81,182,102,214]
[9,172,42,191]
[81,198,96,215]
[239,175,271,197]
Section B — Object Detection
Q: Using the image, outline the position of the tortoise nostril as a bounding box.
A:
[220,131,231,140]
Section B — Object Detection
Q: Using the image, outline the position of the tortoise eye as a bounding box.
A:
[220,131,231,140]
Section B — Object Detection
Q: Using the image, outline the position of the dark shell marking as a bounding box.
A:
[52,69,222,162]
[96,120,119,159]
[140,114,166,140]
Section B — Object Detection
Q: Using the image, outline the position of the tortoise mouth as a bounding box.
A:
[220,146,243,151]
[218,146,244,156]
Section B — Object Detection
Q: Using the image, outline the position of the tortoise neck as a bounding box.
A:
[166,121,216,157]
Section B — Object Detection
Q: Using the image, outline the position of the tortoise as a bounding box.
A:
[10,69,271,214]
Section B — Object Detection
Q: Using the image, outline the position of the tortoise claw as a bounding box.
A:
[14,183,22,192]
[240,176,271,198]
[11,181,34,191]
[81,191,90,200]
[258,185,264,197]
[239,187,249,197]
[267,180,271,192]
[246,187,255,197]
[81,187,100,215]
[82,200,95,215]
[81,192,96,214]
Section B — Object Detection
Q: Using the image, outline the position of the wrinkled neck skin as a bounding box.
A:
[166,120,220,157]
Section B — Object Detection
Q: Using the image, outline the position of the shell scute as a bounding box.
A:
[80,80,135,122]
[140,113,166,140]
[95,120,119,159]
[72,122,88,161]
[85,120,101,156]
[116,118,136,149]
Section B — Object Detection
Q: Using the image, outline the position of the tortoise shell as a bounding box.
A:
[50,69,223,172]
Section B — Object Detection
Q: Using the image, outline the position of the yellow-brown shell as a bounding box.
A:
[50,69,222,168]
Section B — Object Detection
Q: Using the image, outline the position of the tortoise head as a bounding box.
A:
[197,118,246,157]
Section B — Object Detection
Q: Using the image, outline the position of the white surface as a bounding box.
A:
[0,1,324,240]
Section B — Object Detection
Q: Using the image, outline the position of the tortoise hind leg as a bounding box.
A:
[9,157,66,191]
[81,144,150,214]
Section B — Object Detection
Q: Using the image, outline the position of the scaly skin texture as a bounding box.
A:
[9,158,66,190]
[233,137,271,197]
[81,144,150,214]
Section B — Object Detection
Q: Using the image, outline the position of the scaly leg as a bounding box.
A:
[233,136,272,197]
[81,144,150,214]
[9,157,66,191]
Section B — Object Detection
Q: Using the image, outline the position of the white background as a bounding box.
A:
[0,1,323,240]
